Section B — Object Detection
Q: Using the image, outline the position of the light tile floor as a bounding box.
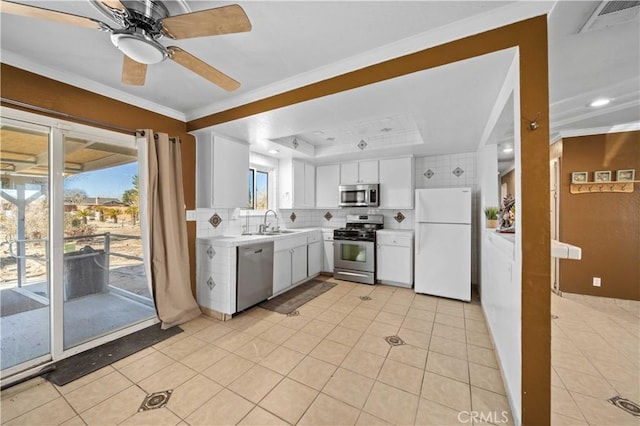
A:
[4,278,512,425]
[551,292,640,425]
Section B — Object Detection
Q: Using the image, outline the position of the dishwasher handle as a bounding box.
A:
[243,247,264,256]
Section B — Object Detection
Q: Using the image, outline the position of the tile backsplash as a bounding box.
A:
[196,208,415,237]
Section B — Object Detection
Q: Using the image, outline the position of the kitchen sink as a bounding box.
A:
[238,230,297,236]
[263,230,297,235]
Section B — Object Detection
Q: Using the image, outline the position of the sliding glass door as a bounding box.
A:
[0,118,52,374]
[61,134,155,349]
[1,108,157,381]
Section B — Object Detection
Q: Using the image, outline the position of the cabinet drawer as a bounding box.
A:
[274,235,308,252]
[322,232,334,241]
[307,231,322,244]
[377,233,412,247]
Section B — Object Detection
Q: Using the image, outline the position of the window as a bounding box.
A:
[248,167,269,210]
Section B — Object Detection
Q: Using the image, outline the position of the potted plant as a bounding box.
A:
[484,207,499,229]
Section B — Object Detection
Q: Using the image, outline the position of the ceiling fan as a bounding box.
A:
[0,0,252,90]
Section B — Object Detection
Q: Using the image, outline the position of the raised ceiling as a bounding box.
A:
[1,1,639,161]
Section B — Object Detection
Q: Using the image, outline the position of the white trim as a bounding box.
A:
[185,2,553,121]
[1,50,186,122]
[549,132,563,145]
[51,124,65,360]
[552,122,640,140]
[500,165,516,177]
[0,355,52,384]
[478,49,519,148]
[136,135,154,299]
[551,99,640,129]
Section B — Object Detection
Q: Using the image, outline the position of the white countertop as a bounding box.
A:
[485,231,582,260]
[199,228,320,247]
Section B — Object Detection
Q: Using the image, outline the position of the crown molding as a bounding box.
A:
[551,122,640,142]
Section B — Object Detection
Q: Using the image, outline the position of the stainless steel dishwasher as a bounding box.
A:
[236,241,274,312]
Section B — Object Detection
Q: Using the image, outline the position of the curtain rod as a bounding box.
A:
[1,97,138,135]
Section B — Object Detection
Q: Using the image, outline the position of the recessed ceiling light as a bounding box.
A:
[268,149,279,154]
[503,147,513,153]
[589,98,611,107]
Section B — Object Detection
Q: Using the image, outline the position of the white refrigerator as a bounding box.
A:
[415,187,471,301]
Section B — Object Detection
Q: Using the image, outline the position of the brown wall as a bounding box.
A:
[0,64,198,293]
[501,169,516,199]
[559,131,640,300]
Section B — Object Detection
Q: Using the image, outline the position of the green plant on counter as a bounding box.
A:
[484,207,499,220]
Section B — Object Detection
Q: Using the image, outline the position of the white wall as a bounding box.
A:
[475,54,522,425]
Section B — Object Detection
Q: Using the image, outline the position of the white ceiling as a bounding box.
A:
[1,1,639,163]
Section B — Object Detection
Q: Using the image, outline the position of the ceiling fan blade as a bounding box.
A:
[122,55,147,86]
[161,4,251,40]
[99,0,126,12]
[168,47,240,91]
[0,0,102,30]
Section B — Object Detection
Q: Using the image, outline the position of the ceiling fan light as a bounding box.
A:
[111,31,167,64]
[589,98,610,107]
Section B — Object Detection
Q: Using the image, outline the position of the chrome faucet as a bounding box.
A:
[260,209,278,234]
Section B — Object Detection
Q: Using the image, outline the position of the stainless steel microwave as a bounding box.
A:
[338,184,379,207]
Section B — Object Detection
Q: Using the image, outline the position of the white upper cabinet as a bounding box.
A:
[279,158,315,209]
[304,162,316,207]
[316,164,340,208]
[340,162,359,184]
[194,131,249,208]
[340,160,378,184]
[379,157,414,209]
[359,160,379,183]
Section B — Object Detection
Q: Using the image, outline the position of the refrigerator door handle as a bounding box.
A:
[416,224,425,254]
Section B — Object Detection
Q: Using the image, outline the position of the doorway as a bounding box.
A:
[0,109,157,382]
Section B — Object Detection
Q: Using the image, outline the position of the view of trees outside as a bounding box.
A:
[248,168,268,210]
[1,167,146,296]
[256,171,268,210]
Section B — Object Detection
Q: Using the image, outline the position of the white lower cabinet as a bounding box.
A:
[307,230,323,277]
[376,230,414,287]
[292,245,308,284]
[322,231,334,273]
[273,235,308,295]
[273,249,293,294]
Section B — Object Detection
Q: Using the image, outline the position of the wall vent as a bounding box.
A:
[579,1,640,33]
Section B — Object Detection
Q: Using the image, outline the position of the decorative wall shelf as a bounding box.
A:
[570,181,638,194]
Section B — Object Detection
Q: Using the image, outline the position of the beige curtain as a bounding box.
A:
[143,130,201,329]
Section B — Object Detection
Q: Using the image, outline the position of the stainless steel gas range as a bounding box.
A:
[333,214,384,284]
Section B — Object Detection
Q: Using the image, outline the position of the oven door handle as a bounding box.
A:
[336,271,371,278]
